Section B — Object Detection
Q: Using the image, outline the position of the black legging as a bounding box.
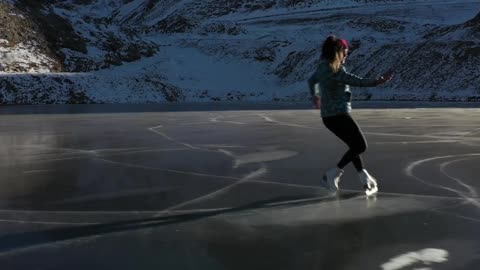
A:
[322,113,367,171]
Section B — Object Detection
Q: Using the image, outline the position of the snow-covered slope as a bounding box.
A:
[0,0,479,104]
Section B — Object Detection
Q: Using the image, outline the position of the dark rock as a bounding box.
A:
[68,88,92,104]
[155,15,197,33]
[201,21,246,35]
[254,47,276,62]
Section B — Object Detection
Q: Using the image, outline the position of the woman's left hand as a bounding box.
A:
[312,96,320,109]
[376,70,394,85]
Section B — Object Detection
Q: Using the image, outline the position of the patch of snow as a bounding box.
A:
[0,43,57,73]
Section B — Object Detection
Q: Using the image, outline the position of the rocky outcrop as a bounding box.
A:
[273,49,318,83]
[200,21,246,35]
[155,15,198,33]
[0,74,92,104]
[0,2,62,72]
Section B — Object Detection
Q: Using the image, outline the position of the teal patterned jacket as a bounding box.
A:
[308,61,377,118]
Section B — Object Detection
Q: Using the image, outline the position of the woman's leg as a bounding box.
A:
[322,114,367,172]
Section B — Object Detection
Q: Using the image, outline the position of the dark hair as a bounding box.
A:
[321,35,349,62]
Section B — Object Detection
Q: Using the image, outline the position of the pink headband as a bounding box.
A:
[340,39,349,49]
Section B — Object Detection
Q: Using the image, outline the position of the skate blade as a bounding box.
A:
[322,175,338,194]
[365,186,378,197]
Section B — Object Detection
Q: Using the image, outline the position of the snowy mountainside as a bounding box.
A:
[0,0,479,104]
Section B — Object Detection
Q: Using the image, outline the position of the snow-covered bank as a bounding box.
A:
[0,0,479,104]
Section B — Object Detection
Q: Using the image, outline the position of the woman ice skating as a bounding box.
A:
[308,35,393,196]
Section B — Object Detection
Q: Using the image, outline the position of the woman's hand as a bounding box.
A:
[376,70,394,85]
[312,96,320,109]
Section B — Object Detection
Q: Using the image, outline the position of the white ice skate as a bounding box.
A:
[322,167,344,193]
[358,169,378,196]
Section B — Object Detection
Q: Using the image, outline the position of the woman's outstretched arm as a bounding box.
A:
[334,66,393,87]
